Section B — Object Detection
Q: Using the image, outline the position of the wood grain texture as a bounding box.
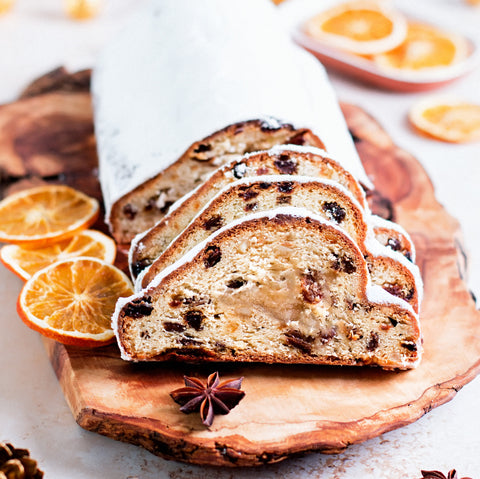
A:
[2,70,479,467]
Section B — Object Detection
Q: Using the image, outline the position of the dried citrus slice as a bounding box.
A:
[1,230,116,281]
[303,1,407,55]
[374,22,469,72]
[0,185,99,247]
[409,97,480,143]
[17,257,133,347]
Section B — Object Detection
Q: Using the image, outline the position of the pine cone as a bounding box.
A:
[0,443,43,479]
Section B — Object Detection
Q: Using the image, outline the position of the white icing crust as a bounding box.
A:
[93,0,371,217]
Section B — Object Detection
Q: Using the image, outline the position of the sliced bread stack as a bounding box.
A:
[94,0,423,369]
[114,139,422,370]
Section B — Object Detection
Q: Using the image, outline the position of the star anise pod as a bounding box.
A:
[170,371,245,427]
[421,470,472,479]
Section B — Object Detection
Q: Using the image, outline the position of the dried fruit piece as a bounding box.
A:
[170,372,245,427]
[304,0,407,55]
[203,245,222,268]
[0,230,116,281]
[409,98,480,143]
[0,185,98,247]
[374,22,468,73]
[17,257,133,347]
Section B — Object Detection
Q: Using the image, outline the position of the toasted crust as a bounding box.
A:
[130,147,366,277]
[109,120,324,243]
[115,210,422,369]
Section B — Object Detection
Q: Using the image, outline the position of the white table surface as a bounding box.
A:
[1,0,480,477]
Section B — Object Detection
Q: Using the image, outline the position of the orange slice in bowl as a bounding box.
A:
[17,257,133,347]
[1,230,116,281]
[409,97,480,143]
[303,1,407,55]
[0,185,99,247]
[374,22,469,73]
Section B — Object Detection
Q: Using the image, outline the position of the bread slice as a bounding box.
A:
[365,240,422,313]
[129,145,367,278]
[137,176,422,312]
[114,208,422,369]
[371,215,416,262]
[108,121,324,243]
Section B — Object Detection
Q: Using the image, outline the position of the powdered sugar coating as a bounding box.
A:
[93,0,370,219]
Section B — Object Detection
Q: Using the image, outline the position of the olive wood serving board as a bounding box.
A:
[2,69,480,467]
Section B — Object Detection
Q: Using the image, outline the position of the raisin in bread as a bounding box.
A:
[130,145,367,278]
[137,175,422,312]
[94,0,373,244]
[114,208,422,369]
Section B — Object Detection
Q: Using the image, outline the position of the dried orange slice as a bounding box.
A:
[374,22,469,72]
[409,98,480,143]
[0,185,99,247]
[1,230,116,281]
[303,1,407,55]
[17,257,133,347]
